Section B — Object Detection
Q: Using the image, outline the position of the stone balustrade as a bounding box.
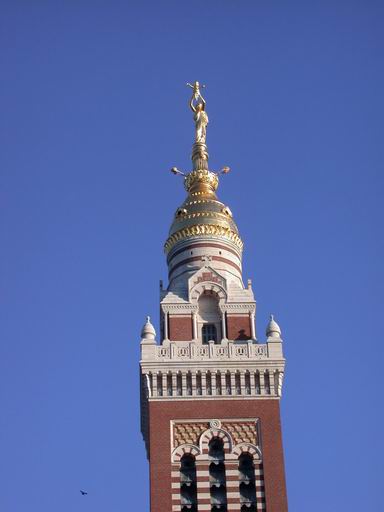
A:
[154,341,268,361]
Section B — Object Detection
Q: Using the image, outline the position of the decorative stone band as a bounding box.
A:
[164,224,244,254]
[153,342,268,361]
[168,255,242,280]
[167,241,241,265]
[161,304,199,313]
[141,367,284,400]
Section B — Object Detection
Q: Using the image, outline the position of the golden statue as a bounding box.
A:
[187,81,209,143]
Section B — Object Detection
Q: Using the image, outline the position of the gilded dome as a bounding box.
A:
[165,169,243,254]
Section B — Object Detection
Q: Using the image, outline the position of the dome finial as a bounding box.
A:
[141,316,156,342]
[266,314,282,338]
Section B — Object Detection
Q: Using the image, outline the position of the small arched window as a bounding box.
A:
[202,324,217,344]
[208,438,227,510]
[180,454,197,512]
[239,453,256,510]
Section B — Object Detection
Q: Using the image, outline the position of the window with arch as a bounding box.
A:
[202,323,217,344]
[238,453,257,511]
[208,438,227,511]
[180,454,197,512]
[198,290,221,343]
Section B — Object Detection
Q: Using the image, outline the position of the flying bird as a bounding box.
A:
[80,490,88,495]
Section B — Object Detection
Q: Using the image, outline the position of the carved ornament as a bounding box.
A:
[164,224,243,254]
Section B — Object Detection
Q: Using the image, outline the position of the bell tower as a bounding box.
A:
[140,83,288,512]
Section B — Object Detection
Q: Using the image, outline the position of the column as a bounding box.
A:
[211,370,216,395]
[191,371,197,396]
[259,371,265,395]
[250,311,256,340]
[171,462,181,512]
[201,371,207,395]
[195,461,211,511]
[225,460,242,512]
[192,312,198,340]
[221,310,227,340]
[240,371,245,395]
[172,372,177,397]
[230,371,236,396]
[182,372,187,397]
[164,311,169,340]
[153,372,159,398]
[249,371,256,395]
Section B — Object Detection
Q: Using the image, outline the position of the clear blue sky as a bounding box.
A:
[1,1,383,511]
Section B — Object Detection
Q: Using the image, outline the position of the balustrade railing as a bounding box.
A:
[154,342,268,361]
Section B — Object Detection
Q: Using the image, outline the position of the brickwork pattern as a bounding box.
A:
[169,315,193,341]
[226,315,252,340]
[174,422,209,447]
[148,400,288,512]
[222,421,258,445]
[173,421,258,448]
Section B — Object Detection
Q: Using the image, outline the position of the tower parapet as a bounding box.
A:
[139,84,288,512]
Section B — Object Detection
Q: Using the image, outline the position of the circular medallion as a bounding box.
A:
[210,419,222,429]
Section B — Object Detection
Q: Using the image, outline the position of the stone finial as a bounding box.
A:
[141,316,156,341]
[266,314,282,339]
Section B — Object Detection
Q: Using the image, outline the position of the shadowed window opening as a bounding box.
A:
[196,372,202,395]
[216,372,222,395]
[235,372,241,394]
[186,371,192,396]
[239,453,257,509]
[264,371,271,394]
[180,454,197,512]
[209,438,227,511]
[202,323,217,344]
[255,372,261,395]
[167,372,173,396]
[245,371,251,395]
[225,372,231,395]
[156,372,163,396]
[177,372,182,396]
[206,371,212,395]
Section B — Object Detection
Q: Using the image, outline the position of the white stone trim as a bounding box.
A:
[171,443,200,463]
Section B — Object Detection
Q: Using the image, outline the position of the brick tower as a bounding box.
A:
[140,82,288,512]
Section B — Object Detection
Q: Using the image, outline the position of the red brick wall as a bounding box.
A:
[148,399,288,512]
[227,314,251,340]
[168,315,193,341]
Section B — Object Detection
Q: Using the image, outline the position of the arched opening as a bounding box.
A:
[239,453,256,511]
[198,291,221,344]
[208,438,227,511]
[180,454,197,512]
